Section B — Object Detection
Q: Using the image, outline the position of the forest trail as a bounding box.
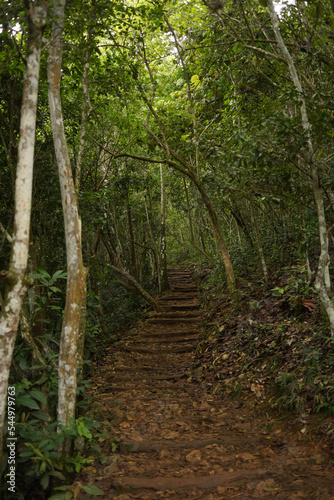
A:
[88,269,334,499]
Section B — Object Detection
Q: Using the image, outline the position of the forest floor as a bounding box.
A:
[82,268,334,499]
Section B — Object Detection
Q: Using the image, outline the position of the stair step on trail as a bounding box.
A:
[88,266,334,499]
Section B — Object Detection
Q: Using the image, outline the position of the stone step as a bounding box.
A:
[103,384,194,392]
[125,337,198,344]
[161,304,200,311]
[171,287,198,292]
[141,330,199,339]
[159,294,198,301]
[120,438,226,453]
[122,345,194,353]
[107,372,187,382]
[147,317,202,325]
[113,470,270,491]
[149,311,201,319]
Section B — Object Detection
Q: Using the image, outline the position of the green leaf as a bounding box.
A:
[41,472,50,489]
[191,74,199,83]
[16,395,40,410]
[51,270,67,280]
[82,484,105,495]
[20,451,34,458]
[30,390,47,404]
[32,410,51,421]
[49,471,66,481]
[48,494,72,500]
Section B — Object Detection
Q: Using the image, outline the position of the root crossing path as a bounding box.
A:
[90,268,334,499]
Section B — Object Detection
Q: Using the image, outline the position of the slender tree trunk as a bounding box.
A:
[75,29,92,196]
[196,181,240,307]
[47,0,87,447]
[144,196,161,291]
[183,176,195,243]
[160,164,169,291]
[250,193,268,283]
[183,176,215,266]
[0,0,48,479]
[268,0,334,333]
[111,206,123,268]
[126,193,138,280]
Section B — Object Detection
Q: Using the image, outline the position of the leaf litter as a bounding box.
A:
[79,268,334,499]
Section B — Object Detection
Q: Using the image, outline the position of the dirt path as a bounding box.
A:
[88,268,334,499]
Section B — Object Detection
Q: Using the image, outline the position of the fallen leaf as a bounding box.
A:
[260,448,276,458]
[186,449,202,462]
[162,430,179,439]
[119,422,131,428]
[238,452,256,461]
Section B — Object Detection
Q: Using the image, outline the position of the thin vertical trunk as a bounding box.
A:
[47,0,87,446]
[183,176,215,266]
[75,30,92,196]
[144,196,161,291]
[160,164,169,291]
[250,194,268,283]
[268,0,334,333]
[196,182,239,308]
[111,206,123,268]
[0,0,48,478]
[183,176,195,243]
[126,193,138,280]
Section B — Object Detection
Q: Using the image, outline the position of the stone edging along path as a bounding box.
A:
[86,268,334,499]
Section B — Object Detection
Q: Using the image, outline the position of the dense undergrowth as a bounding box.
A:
[192,260,334,441]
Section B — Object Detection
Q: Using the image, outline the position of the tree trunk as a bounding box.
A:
[268,0,334,334]
[183,176,215,266]
[75,28,92,196]
[47,0,87,448]
[144,195,161,290]
[0,0,48,480]
[126,193,138,280]
[250,193,268,283]
[196,181,240,308]
[160,164,169,291]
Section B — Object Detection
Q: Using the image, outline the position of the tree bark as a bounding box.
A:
[268,0,334,334]
[0,0,48,480]
[250,193,268,283]
[144,195,161,291]
[75,28,92,196]
[195,181,240,308]
[47,0,88,447]
[160,164,169,291]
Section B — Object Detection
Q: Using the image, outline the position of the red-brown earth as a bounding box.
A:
[82,268,334,499]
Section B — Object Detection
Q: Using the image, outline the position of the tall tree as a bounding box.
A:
[47,0,87,450]
[0,0,48,477]
[267,0,334,334]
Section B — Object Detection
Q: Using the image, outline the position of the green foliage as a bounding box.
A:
[9,416,106,497]
[3,0,334,493]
